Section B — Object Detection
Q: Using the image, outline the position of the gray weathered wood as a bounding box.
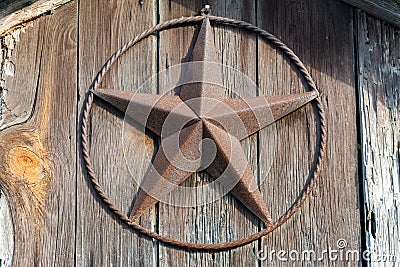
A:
[258,0,361,265]
[343,0,400,29]
[357,10,400,266]
[0,190,13,267]
[76,0,157,266]
[0,27,37,130]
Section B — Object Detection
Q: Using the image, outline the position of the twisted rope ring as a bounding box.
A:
[80,14,327,250]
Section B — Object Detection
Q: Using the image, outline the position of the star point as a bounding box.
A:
[93,89,199,137]
[179,17,226,116]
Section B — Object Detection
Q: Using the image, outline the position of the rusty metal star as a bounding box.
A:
[93,17,317,227]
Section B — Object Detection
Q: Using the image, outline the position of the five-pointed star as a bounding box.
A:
[93,17,318,227]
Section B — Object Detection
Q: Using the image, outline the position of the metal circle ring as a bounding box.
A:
[80,14,327,250]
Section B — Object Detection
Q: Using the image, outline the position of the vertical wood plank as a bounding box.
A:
[34,3,78,265]
[158,1,260,266]
[0,2,78,265]
[0,18,42,267]
[77,0,157,265]
[210,1,260,265]
[157,3,210,265]
[0,26,40,266]
[357,11,400,265]
[258,0,361,265]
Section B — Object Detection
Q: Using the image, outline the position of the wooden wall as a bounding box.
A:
[0,0,397,265]
[358,10,400,265]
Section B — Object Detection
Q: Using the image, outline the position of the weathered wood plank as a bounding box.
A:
[76,0,157,265]
[158,1,260,266]
[33,3,78,265]
[0,1,78,265]
[258,0,361,265]
[211,0,260,265]
[0,27,38,130]
[0,18,42,267]
[0,0,73,36]
[343,0,400,29]
[357,11,400,265]
[157,2,209,265]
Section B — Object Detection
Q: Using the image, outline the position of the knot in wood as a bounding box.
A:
[8,147,43,180]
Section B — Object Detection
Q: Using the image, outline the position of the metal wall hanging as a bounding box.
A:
[80,5,327,250]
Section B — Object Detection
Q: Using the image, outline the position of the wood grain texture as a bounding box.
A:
[0,22,42,265]
[0,28,38,130]
[76,0,157,266]
[257,0,361,265]
[343,0,400,29]
[33,3,77,265]
[357,11,400,265]
[0,2,77,265]
[0,190,13,267]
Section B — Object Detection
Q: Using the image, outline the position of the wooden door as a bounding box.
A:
[1,0,380,265]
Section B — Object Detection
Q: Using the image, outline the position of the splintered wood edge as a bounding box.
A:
[357,11,400,260]
[0,0,72,36]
